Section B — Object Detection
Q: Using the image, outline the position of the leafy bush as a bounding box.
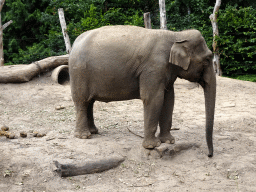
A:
[3,1,145,64]
[217,6,256,75]
[227,74,256,82]
[2,0,256,78]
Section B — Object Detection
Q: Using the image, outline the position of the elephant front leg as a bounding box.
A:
[74,102,92,139]
[142,88,164,149]
[158,87,175,144]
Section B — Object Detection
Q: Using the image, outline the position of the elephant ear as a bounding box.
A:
[169,40,190,70]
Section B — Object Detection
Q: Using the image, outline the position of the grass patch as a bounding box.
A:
[225,74,256,82]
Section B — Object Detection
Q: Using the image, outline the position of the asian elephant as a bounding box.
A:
[69,25,216,157]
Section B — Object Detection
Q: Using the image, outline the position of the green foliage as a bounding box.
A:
[11,44,52,65]
[1,0,256,77]
[226,74,256,82]
[166,1,256,75]
[3,0,146,64]
[217,6,256,75]
[166,0,214,48]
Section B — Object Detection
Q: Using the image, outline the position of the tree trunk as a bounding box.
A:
[0,55,69,83]
[0,0,5,66]
[159,0,167,30]
[143,12,152,29]
[58,8,71,54]
[210,0,222,76]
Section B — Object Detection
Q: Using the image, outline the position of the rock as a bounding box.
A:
[6,133,15,139]
[155,143,173,157]
[1,125,9,131]
[20,131,27,138]
[37,133,46,137]
[33,131,38,137]
[55,105,65,110]
[0,130,7,136]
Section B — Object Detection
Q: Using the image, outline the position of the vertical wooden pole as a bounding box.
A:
[159,0,167,30]
[0,0,12,67]
[143,12,152,29]
[58,8,71,54]
[210,0,222,76]
[0,0,5,66]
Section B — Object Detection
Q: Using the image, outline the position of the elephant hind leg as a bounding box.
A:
[87,99,98,134]
[74,99,98,139]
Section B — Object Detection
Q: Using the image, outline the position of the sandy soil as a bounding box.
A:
[0,71,255,192]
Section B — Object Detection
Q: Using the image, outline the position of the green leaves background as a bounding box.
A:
[2,0,256,75]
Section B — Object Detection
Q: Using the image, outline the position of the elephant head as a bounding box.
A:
[170,30,216,157]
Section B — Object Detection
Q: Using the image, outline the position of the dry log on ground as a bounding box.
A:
[54,156,125,177]
[0,55,69,83]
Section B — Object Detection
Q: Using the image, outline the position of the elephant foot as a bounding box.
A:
[89,126,98,134]
[142,137,161,149]
[158,133,175,144]
[74,129,91,139]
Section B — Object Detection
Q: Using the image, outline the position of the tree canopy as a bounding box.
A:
[2,0,256,75]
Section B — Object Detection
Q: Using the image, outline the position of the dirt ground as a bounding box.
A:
[0,71,255,192]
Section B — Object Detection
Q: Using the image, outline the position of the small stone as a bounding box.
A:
[55,105,65,110]
[155,143,173,157]
[33,131,39,137]
[0,130,7,136]
[155,143,171,153]
[20,131,27,138]
[5,132,11,138]
[7,133,15,139]
[37,133,46,137]
[1,125,9,131]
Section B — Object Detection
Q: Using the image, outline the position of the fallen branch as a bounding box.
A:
[54,156,125,177]
[126,127,180,139]
[0,54,69,83]
[127,127,144,138]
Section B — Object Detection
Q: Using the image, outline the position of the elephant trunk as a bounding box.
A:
[202,66,216,157]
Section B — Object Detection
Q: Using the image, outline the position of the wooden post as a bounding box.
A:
[0,0,5,66]
[210,0,222,76]
[58,8,71,54]
[144,12,152,29]
[159,0,167,30]
[0,0,12,67]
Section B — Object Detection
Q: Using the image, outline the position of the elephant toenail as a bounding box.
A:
[148,145,153,148]
[171,139,175,144]
[165,140,170,144]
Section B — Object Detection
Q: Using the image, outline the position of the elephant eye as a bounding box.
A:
[205,56,213,65]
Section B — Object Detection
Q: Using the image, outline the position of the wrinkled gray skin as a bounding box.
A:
[69,25,216,157]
